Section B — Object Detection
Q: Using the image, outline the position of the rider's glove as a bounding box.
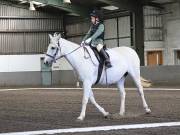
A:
[80,41,85,46]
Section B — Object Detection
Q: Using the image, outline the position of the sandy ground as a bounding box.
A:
[0,88,179,134]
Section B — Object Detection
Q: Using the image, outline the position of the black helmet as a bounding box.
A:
[90,10,103,21]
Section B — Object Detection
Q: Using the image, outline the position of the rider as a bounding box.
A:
[81,9,112,68]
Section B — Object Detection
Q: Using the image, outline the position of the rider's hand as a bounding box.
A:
[85,38,92,44]
[80,41,85,46]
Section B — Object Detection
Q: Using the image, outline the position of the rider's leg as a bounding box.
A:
[96,44,112,68]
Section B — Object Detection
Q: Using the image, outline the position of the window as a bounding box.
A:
[144,6,163,41]
[104,16,131,48]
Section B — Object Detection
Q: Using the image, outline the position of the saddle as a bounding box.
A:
[90,46,109,84]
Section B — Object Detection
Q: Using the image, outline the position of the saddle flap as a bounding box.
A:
[90,46,105,85]
[90,46,104,64]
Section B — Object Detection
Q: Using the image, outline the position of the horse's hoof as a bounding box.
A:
[76,119,84,122]
[104,112,110,119]
[119,112,125,116]
[76,116,84,122]
[145,108,151,114]
[104,115,110,119]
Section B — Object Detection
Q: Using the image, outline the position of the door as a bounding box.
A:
[147,51,163,66]
[40,57,52,86]
[174,50,180,65]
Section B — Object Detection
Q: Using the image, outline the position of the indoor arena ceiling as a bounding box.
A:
[2,0,178,16]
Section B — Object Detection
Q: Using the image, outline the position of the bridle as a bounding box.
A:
[46,40,82,62]
[46,38,97,66]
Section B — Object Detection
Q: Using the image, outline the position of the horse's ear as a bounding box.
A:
[49,34,53,39]
[57,33,61,39]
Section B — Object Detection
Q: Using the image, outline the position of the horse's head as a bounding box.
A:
[44,33,62,66]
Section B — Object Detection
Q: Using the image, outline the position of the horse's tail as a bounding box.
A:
[140,76,152,88]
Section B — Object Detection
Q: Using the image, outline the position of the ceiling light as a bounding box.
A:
[102,5,119,11]
[67,12,80,16]
[32,1,46,7]
[63,0,71,4]
[32,1,43,5]
[29,1,36,11]
[18,0,27,4]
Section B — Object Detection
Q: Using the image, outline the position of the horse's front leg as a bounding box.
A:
[89,91,109,118]
[77,80,92,121]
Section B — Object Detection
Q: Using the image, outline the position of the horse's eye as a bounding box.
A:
[51,47,55,50]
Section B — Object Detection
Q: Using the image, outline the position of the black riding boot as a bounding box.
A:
[99,48,112,68]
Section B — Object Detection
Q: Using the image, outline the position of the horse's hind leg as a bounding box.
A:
[130,69,151,114]
[117,77,126,116]
[89,91,109,118]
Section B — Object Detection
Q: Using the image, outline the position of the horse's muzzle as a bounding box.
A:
[44,61,50,66]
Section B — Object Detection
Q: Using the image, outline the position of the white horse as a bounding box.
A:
[44,33,151,121]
